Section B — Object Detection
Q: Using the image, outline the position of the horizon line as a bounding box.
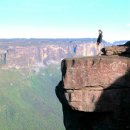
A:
[0,38,129,43]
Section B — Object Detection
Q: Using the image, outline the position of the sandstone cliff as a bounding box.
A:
[0,42,103,69]
[56,44,130,130]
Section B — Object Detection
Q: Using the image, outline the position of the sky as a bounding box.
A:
[0,0,129,42]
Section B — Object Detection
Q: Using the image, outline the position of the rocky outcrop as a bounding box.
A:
[61,56,130,111]
[102,41,130,56]
[56,53,130,129]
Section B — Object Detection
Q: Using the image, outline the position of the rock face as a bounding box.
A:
[56,55,130,130]
[62,56,130,111]
[0,42,100,69]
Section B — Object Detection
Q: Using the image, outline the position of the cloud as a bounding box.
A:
[128,24,130,27]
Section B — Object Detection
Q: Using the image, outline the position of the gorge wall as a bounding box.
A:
[0,42,102,69]
[56,45,130,130]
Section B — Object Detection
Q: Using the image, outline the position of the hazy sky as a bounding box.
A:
[0,0,129,42]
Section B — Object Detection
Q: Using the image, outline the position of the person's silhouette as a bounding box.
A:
[96,29,103,55]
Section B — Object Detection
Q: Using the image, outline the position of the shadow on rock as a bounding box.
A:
[56,70,130,130]
[94,69,130,130]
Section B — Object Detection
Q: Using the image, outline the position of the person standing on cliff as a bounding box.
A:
[96,29,103,55]
[73,44,77,57]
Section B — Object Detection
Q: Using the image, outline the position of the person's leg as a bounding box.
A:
[96,43,100,55]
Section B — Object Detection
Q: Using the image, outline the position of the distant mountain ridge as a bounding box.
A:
[0,38,106,46]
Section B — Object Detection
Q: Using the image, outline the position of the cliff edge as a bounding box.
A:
[56,43,130,130]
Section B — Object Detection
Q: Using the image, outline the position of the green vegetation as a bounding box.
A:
[0,64,65,130]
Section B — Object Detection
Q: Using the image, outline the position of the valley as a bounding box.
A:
[0,64,64,130]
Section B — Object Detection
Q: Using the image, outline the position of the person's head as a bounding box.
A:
[98,29,102,34]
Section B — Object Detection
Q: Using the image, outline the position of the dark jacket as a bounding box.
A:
[97,33,103,44]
